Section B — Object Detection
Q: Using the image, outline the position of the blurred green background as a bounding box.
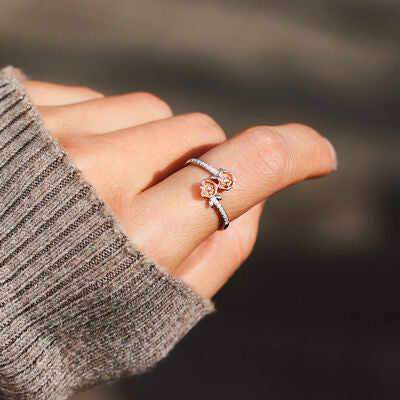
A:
[1,1,399,399]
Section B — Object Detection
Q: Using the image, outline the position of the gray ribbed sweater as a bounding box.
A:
[0,67,213,400]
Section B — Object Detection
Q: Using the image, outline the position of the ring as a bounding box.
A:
[186,158,236,230]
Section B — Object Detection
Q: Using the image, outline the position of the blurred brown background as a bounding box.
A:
[1,0,399,399]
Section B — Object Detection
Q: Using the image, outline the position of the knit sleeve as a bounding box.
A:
[0,66,214,400]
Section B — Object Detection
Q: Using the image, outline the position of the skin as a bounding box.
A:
[23,80,337,299]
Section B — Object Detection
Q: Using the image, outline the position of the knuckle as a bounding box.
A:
[186,112,226,142]
[284,122,310,131]
[243,126,293,183]
[284,122,321,139]
[135,92,173,117]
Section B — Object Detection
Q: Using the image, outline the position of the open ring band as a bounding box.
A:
[186,158,236,230]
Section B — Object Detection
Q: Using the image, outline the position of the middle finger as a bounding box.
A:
[64,113,226,215]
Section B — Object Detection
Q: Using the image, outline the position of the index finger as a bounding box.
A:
[127,123,337,270]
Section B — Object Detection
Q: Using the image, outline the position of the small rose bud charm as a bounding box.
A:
[216,169,235,191]
[200,179,219,198]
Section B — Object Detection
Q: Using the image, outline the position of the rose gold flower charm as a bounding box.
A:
[200,179,219,199]
[216,169,235,191]
[186,158,235,230]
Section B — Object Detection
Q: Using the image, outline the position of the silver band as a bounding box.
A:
[186,158,235,230]
[210,196,230,230]
[186,158,220,177]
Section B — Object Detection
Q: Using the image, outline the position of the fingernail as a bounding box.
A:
[323,137,338,170]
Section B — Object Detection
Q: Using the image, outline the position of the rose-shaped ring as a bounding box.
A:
[186,158,236,229]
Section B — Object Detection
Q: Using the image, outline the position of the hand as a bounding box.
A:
[23,80,337,299]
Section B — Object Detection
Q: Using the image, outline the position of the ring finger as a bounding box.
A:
[63,113,226,218]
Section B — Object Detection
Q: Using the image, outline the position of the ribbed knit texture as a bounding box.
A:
[0,67,213,400]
